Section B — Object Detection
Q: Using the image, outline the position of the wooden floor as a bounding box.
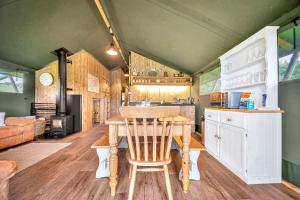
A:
[8,125,300,200]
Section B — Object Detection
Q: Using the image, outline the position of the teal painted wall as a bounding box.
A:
[279,80,300,187]
[0,60,35,117]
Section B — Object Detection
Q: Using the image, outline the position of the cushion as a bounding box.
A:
[0,126,23,139]
[0,112,5,127]
[5,117,35,126]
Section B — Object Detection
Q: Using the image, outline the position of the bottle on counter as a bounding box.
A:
[262,93,267,107]
[239,92,250,109]
[247,94,255,110]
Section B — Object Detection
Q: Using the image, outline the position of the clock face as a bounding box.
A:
[39,72,53,86]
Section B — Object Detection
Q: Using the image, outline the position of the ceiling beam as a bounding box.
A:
[94,0,128,65]
[270,5,300,27]
[283,49,300,80]
[278,37,294,50]
[8,75,19,93]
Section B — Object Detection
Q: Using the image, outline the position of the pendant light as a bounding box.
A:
[107,42,118,56]
[124,67,129,77]
[106,27,118,56]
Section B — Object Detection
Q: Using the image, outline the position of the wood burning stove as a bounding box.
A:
[50,115,73,136]
[50,47,74,137]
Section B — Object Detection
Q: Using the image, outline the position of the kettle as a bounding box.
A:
[187,97,194,104]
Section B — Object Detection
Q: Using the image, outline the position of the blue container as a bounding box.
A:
[228,92,242,109]
[247,96,255,110]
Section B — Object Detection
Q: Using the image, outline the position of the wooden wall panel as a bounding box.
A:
[129,85,190,102]
[110,68,127,116]
[35,50,111,132]
[129,52,191,102]
[35,61,58,103]
[130,52,184,77]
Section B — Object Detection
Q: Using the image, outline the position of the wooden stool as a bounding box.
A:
[0,160,17,200]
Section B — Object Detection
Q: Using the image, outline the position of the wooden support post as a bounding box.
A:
[182,124,191,193]
[109,124,118,196]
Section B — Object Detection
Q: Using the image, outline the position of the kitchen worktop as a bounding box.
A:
[206,107,284,113]
[128,102,196,131]
[128,102,195,106]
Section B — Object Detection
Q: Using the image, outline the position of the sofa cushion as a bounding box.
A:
[5,118,35,126]
[0,112,5,127]
[0,126,23,139]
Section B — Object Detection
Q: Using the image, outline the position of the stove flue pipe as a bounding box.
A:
[51,48,73,116]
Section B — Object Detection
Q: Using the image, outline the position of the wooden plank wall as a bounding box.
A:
[110,68,127,116]
[35,50,111,132]
[129,52,191,102]
[129,85,190,102]
[35,61,58,103]
[130,52,181,76]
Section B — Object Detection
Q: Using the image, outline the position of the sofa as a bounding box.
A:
[34,118,46,137]
[0,118,35,150]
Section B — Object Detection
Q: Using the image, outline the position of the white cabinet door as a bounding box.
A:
[205,120,219,158]
[219,124,245,176]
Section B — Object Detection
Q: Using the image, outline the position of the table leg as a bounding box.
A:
[109,125,118,196]
[182,124,191,193]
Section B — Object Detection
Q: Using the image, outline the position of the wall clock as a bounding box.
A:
[39,72,53,86]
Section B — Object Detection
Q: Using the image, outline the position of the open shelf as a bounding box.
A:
[130,75,192,86]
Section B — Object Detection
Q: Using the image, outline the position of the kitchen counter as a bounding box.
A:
[128,102,195,131]
[206,107,284,113]
[204,107,282,184]
[128,102,195,106]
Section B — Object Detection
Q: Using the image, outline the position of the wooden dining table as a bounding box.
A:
[105,114,193,196]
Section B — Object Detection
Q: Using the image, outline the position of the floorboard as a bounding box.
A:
[8,125,300,200]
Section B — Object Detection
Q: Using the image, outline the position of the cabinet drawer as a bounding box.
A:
[205,109,219,121]
[220,112,244,128]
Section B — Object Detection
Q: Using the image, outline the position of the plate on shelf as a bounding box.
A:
[148,70,158,77]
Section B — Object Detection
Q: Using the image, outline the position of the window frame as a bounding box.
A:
[278,23,300,82]
[0,68,24,94]
[199,66,221,96]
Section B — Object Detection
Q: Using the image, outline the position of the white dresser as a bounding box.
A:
[205,108,282,184]
[204,26,283,184]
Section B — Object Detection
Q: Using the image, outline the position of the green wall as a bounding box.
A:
[279,80,300,187]
[0,60,35,117]
[191,74,210,131]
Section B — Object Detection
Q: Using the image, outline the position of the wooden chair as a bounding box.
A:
[119,106,180,200]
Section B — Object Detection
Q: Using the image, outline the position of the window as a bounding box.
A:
[0,68,24,93]
[199,66,221,95]
[278,24,300,81]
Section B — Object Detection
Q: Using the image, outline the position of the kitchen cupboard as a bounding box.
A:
[205,108,282,184]
[204,120,219,158]
[219,124,245,177]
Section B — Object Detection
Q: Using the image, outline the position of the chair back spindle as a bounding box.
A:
[119,106,180,163]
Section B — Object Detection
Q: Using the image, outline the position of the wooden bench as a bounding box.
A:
[173,136,205,180]
[91,134,205,180]
[91,134,126,178]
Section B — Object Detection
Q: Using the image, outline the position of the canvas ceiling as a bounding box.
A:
[0,0,125,69]
[100,0,300,74]
[0,0,299,72]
